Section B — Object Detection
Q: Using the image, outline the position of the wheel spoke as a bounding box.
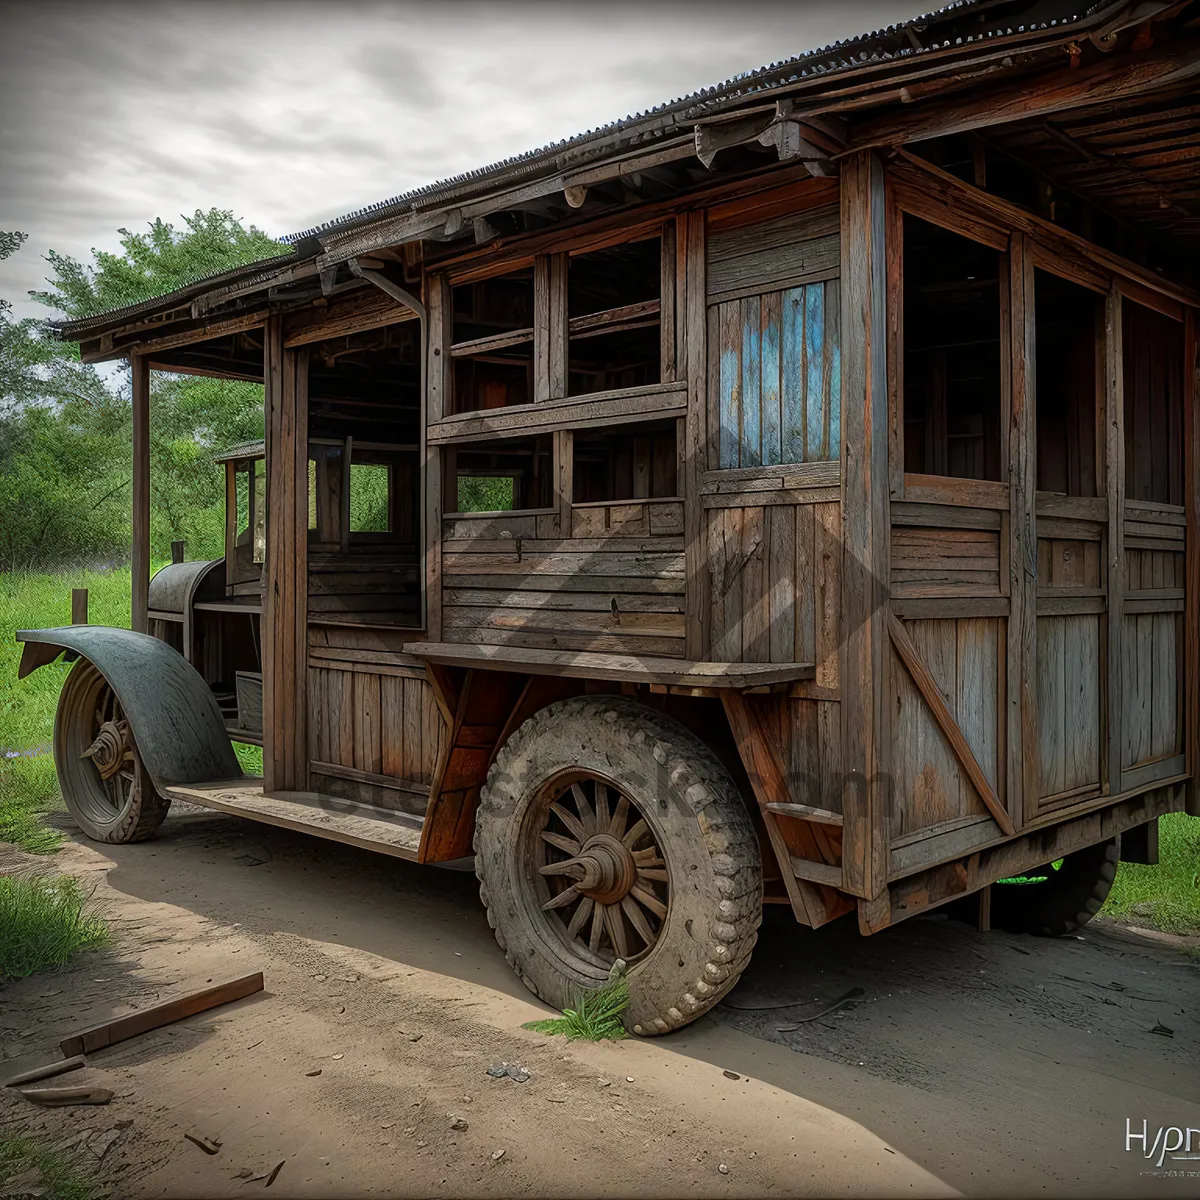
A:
[538,857,584,878]
[566,895,594,940]
[638,867,669,883]
[609,794,630,839]
[542,884,580,912]
[630,883,667,919]
[595,782,613,832]
[569,783,596,836]
[622,817,649,849]
[541,830,581,856]
[620,895,656,947]
[631,848,662,865]
[588,901,606,954]
[604,905,629,959]
[549,801,587,843]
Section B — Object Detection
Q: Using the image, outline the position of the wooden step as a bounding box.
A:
[161,778,422,860]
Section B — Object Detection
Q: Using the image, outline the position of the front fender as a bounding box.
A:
[17,626,243,791]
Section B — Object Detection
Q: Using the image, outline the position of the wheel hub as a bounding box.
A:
[81,719,129,781]
[572,834,637,905]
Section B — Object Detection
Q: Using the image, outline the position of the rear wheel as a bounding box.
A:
[54,659,170,844]
[475,695,762,1036]
[990,837,1119,936]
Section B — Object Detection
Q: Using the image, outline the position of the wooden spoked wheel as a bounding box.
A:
[534,776,669,968]
[54,660,169,843]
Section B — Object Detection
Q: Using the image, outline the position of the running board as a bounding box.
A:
[161,778,422,860]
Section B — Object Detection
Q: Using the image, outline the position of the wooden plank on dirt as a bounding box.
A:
[60,974,265,1058]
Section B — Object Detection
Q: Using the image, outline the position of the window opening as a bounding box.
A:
[1035,271,1099,497]
[349,463,390,532]
[903,214,1003,481]
[447,434,553,513]
[1123,299,1185,507]
[568,237,661,396]
[573,419,678,503]
[450,267,534,412]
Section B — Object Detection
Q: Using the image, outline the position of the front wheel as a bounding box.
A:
[475,696,762,1036]
[54,659,170,844]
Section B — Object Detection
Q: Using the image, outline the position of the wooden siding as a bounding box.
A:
[1123,612,1183,768]
[710,282,841,469]
[888,617,1003,839]
[307,662,445,816]
[706,204,839,300]
[891,527,1001,597]
[440,535,686,657]
[1035,614,1102,801]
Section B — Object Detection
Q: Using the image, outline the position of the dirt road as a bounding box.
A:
[2,805,1197,1197]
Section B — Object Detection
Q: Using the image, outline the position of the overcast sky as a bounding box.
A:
[0,0,924,320]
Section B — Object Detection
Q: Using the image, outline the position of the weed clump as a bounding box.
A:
[0,872,109,980]
[522,972,631,1042]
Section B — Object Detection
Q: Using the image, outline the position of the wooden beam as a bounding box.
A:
[1185,308,1199,816]
[1105,285,1126,801]
[60,974,264,1057]
[838,151,890,900]
[130,354,150,634]
[71,588,88,626]
[888,612,1016,837]
[851,39,1200,148]
[1008,233,1038,827]
[683,211,708,660]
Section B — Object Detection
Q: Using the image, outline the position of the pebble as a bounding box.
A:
[718,1163,729,1175]
[723,1070,740,1080]
[306,1069,322,1077]
[334,1006,345,1014]
[625,1076,635,1083]
[450,1118,469,1131]
[381,1122,394,1129]
[314,974,327,982]
[331,1053,344,1060]
[491,1149,506,1162]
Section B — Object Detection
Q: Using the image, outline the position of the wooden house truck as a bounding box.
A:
[19,0,1199,1035]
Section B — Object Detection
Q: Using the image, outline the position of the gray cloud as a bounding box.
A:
[0,0,924,318]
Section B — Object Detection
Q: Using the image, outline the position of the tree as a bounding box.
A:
[31,209,285,320]
[2,213,287,569]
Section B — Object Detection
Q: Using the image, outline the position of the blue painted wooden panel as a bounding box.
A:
[716,280,840,469]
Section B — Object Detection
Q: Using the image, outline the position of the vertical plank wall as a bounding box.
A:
[703,188,846,815]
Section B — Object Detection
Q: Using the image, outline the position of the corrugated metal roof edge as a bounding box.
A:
[282,0,1113,245]
[55,0,1117,339]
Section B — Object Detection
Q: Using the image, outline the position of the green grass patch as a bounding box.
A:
[0,873,110,981]
[0,1134,101,1200]
[1102,813,1200,935]
[522,974,630,1042]
[233,741,264,775]
[0,754,64,853]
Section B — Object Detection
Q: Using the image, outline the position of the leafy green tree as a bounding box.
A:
[2,213,287,568]
[31,209,285,320]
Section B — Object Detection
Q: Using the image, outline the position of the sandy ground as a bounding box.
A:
[1,804,1197,1198]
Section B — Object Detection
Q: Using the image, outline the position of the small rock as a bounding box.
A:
[450,1117,469,1132]
[486,1063,508,1078]
[333,1006,345,1015]
[406,1033,423,1043]
[625,1076,634,1083]
[417,1140,428,1149]
[113,1120,133,1131]
[234,1168,254,1179]
[723,1070,740,1080]
[381,1122,394,1130]
[403,1127,416,1135]
[313,974,327,982]
[597,1079,611,1087]
[491,1149,506,1162]
[306,1069,322,1077]
[331,1053,344,1060]
[718,1163,729,1175]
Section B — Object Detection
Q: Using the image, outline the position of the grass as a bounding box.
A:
[0,872,110,981]
[522,974,630,1041]
[1102,812,1200,935]
[0,1135,101,1200]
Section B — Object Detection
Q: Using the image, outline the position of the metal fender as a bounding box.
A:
[16,626,243,791]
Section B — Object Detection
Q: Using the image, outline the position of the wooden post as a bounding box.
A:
[1008,234,1038,825]
[171,540,185,564]
[71,588,88,625]
[261,319,309,793]
[683,210,708,661]
[131,354,150,634]
[1104,286,1126,800]
[425,274,450,642]
[1185,308,1199,816]
[839,151,890,900]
